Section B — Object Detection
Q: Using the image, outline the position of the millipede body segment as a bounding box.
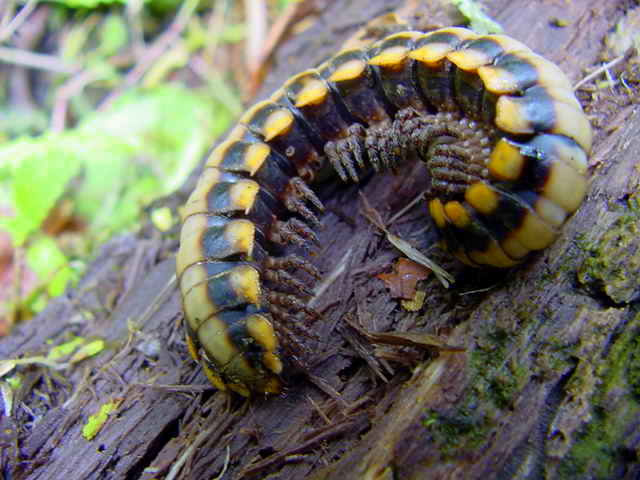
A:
[176,27,592,396]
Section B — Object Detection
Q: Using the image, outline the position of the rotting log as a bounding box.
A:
[1,0,639,479]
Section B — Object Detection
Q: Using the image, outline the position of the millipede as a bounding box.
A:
[176,27,592,396]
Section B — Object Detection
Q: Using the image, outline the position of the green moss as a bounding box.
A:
[511,363,529,389]
[565,361,597,404]
[421,408,491,456]
[627,334,640,398]
[420,328,515,457]
[573,231,590,252]
[577,198,640,304]
[514,300,539,326]
[489,373,518,409]
[597,312,640,393]
[471,328,509,371]
[558,404,639,478]
[558,312,640,478]
[628,192,640,214]
[464,326,532,419]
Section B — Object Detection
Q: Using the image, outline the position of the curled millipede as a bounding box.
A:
[176,27,592,396]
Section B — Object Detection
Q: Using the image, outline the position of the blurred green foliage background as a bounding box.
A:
[0,0,296,328]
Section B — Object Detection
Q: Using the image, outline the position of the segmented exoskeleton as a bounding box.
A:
[176,27,592,396]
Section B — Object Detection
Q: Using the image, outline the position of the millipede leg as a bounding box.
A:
[326,120,415,180]
[263,269,313,296]
[268,217,320,248]
[264,254,321,279]
[262,254,320,297]
[282,176,325,228]
[365,123,404,170]
[275,322,313,360]
[324,124,367,182]
[262,254,321,298]
[265,291,321,323]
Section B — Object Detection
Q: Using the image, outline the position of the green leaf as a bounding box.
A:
[25,236,71,296]
[0,216,36,247]
[48,264,74,297]
[49,0,124,9]
[3,143,81,245]
[450,0,503,35]
[6,376,22,390]
[60,17,93,61]
[82,398,122,441]
[150,206,174,232]
[98,14,128,56]
[48,336,85,360]
[277,0,299,11]
[70,339,106,363]
[219,23,246,43]
[0,84,230,249]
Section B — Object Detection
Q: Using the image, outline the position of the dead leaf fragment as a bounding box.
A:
[377,257,431,300]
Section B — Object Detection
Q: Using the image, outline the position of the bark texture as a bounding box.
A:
[2,0,639,479]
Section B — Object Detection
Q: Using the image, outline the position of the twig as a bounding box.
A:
[189,56,243,115]
[8,4,48,109]
[1,1,17,29]
[243,0,268,74]
[211,446,231,480]
[203,0,228,62]
[99,0,199,111]
[0,0,38,44]
[51,69,104,132]
[359,192,454,288]
[0,46,78,73]
[125,0,146,59]
[387,191,426,226]
[307,394,332,424]
[166,395,233,480]
[245,0,320,98]
[240,415,368,477]
[309,247,352,308]
[573,54,626,91]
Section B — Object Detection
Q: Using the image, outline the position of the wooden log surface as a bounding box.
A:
[2,0,639,479]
